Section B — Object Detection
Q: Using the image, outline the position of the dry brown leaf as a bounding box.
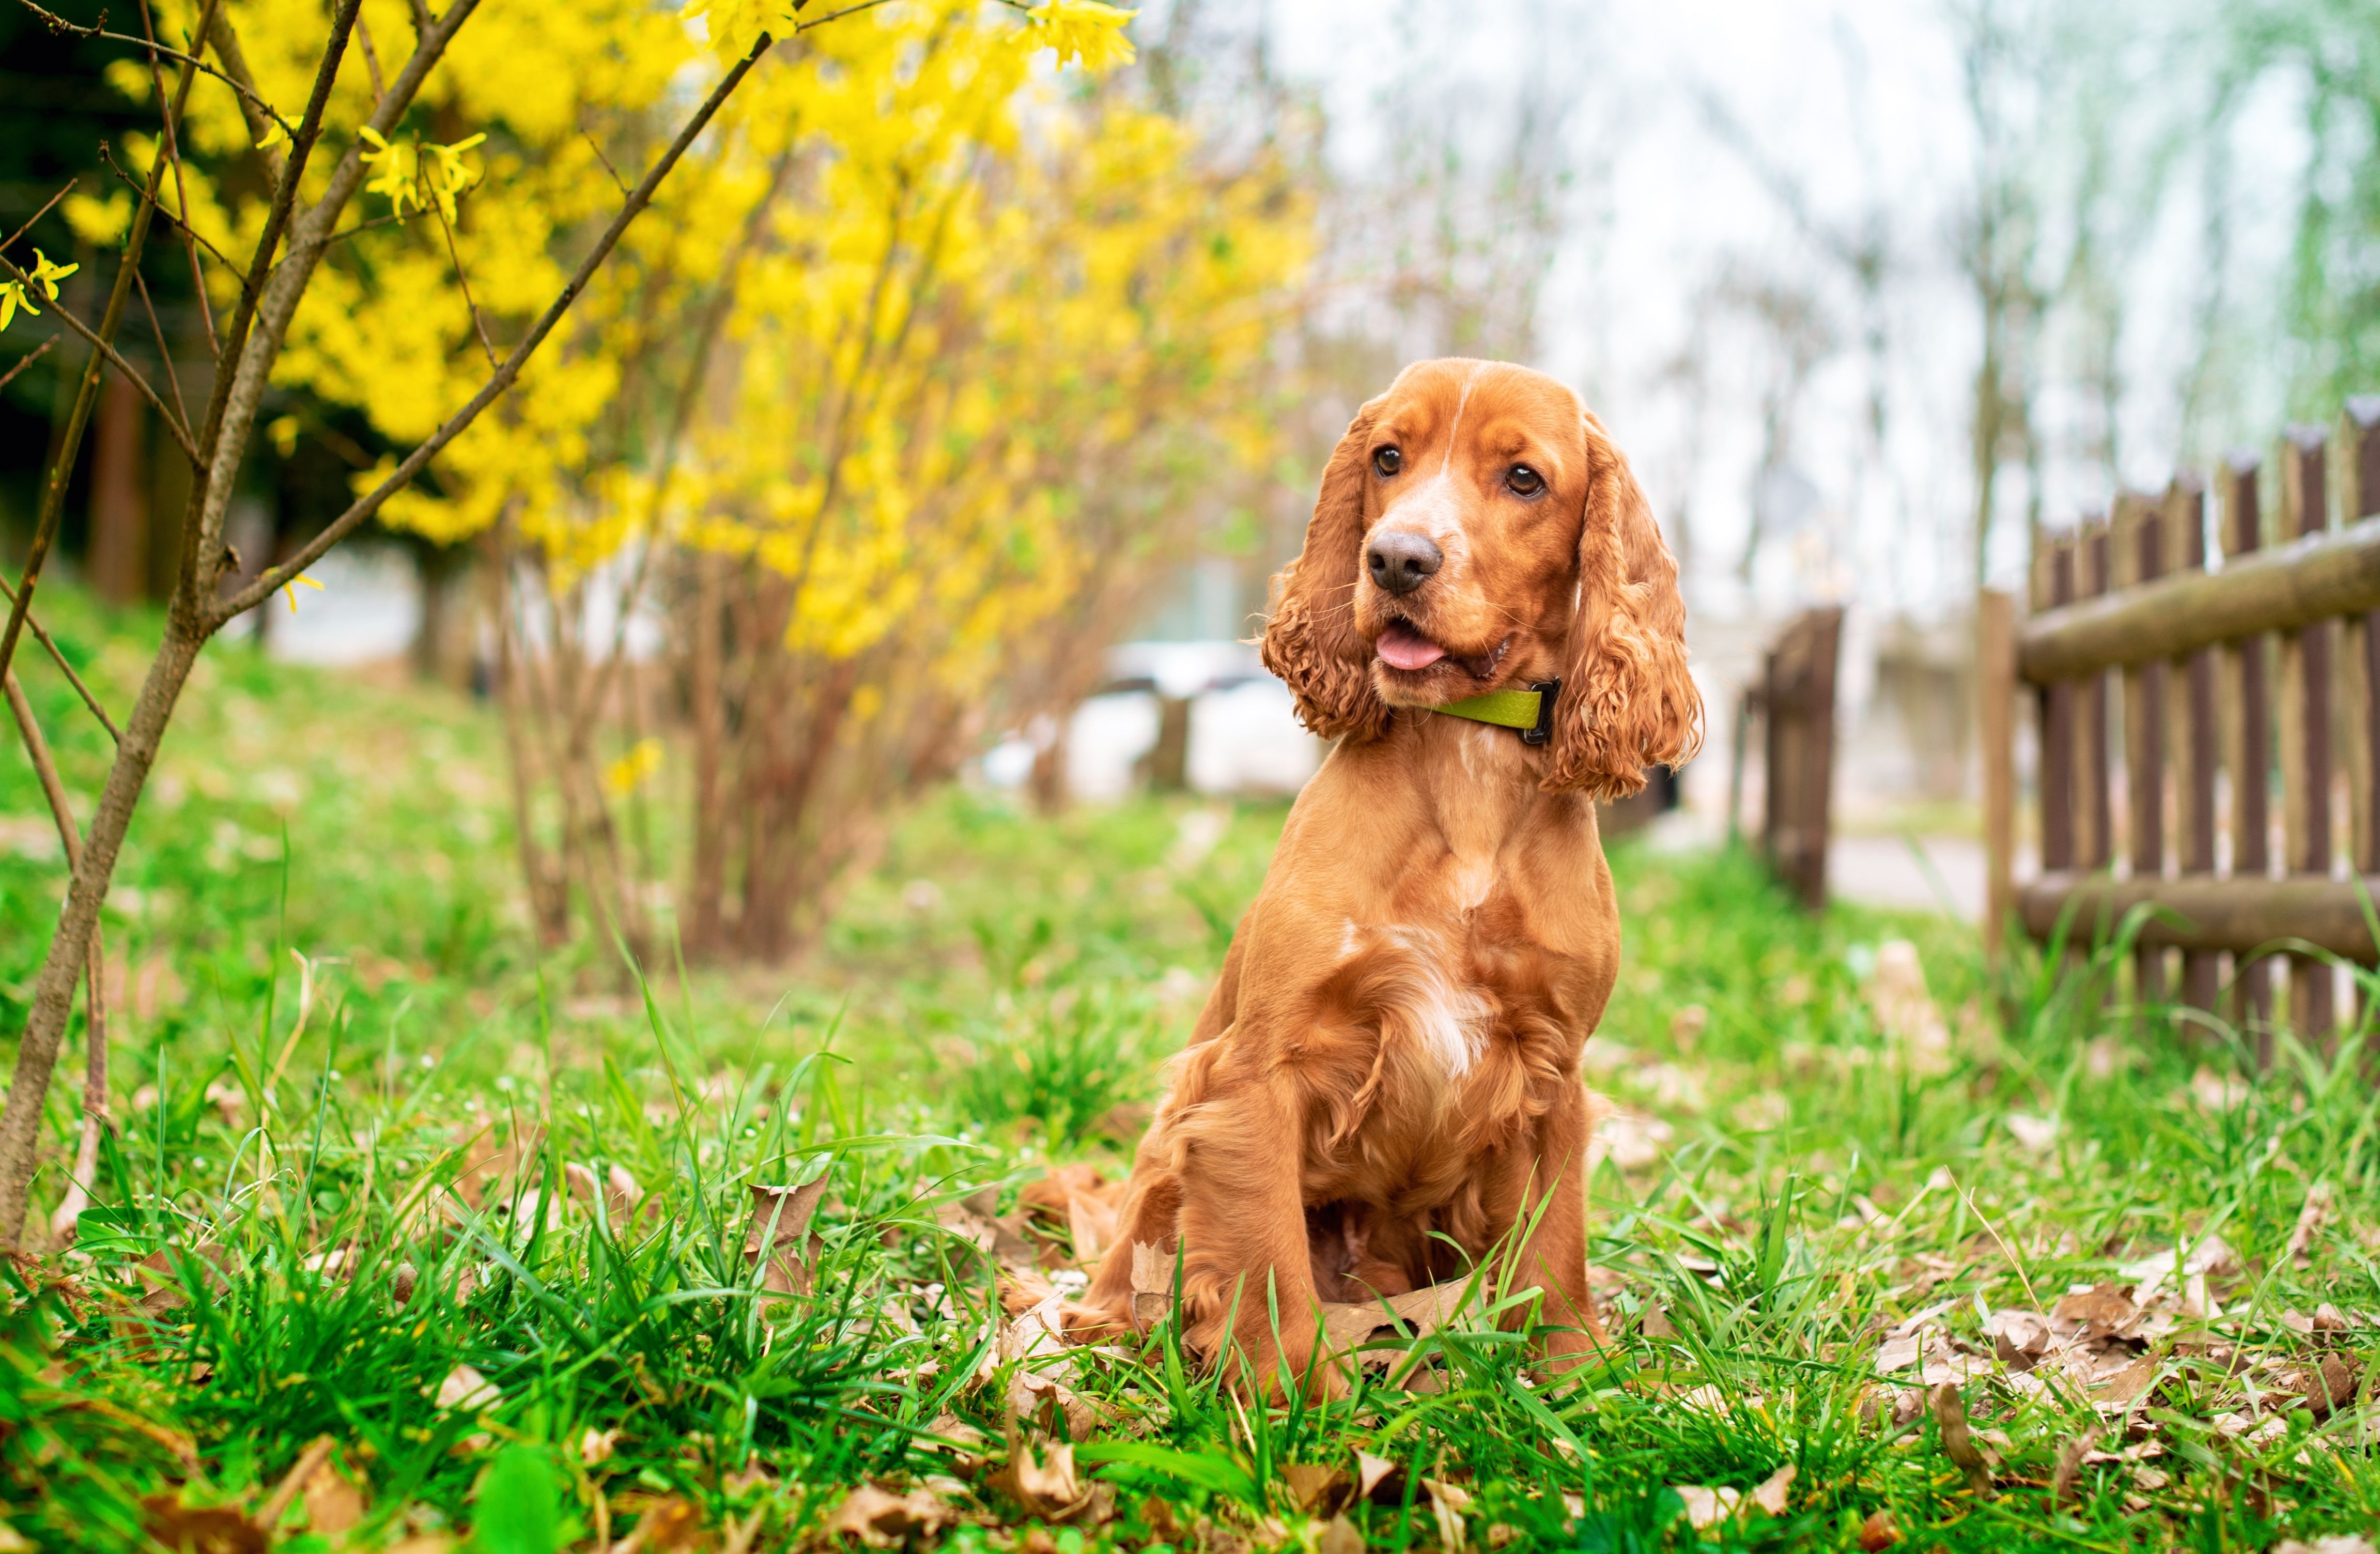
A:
[300,1449,366,1536]
[580,1427,622,1466]
[993,1442,1084,1519]
[1671,1485,1740,1530]
[828,1483,957,1547]
[626,1496,704,1552]
[2050,1425,2100,1506]
[1641,1301,1678,1340]
[138,1496,265,1554]
[1986,1309,2052,1372]
[1869,940,1952,1073]
[922,1413,990,1471]
[435,1365,498,1413]
[2050,1284,2139,1340]
[1317,1280,1473,1356]
[1318,1515,1364,1554]
[1355,1451,1397,1501]
[1130,1240,1174,1327]
[2091,1355,2159,1411]
[1929,1382,1992,1493]
[2288,1181,2335,1264]
[2273,1539,2376,1554]
[1856,1508,1900,1550]
[1283,1463,1350,1516]
[1748,1464,1796,1517]
[1423,1480,1473,1551]
[744,1178,830,1297]
[2295,1353,2359,1418]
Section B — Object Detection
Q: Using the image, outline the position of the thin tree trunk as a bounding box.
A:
[687,548,730,955]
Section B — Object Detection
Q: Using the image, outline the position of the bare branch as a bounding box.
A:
[135,0,220,351]
[432,200,499,368]
[2,673,112,1245]
[0,573,121,744]
[1,179,75,255]
[580,124,630,196]
[0,334,57,394]
[0,252,202,468]
[205,9,287,189]
[222,33,780,620]
[182,0,460,592]
[0,0,224,691]
[14,0,300,146]
[100,145,240,271]
[132,266,191,428]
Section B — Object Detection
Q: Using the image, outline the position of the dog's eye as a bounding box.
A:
[1506,464,1544,496]
[1373,447,1402,477]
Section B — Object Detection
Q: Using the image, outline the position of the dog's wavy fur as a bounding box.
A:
[1077,360,1699,1393]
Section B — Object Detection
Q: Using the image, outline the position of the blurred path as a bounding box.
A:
[1828,834,1984,921]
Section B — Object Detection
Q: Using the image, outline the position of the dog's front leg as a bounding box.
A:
[1505,1082,1606,1371]
[1174,1074,1333,1399]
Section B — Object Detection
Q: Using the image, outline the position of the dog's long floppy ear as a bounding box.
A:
[1261,398,1393,743]
[1544,411,1703,798]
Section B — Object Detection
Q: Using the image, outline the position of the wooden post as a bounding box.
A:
[2168,475,2221,1014]
[1981,590,2016,957]
[2121,493,2168,1006]
[2080,517,2115,872]
[2344,398,2380,882]
[1760,608,1844,912]
[2280,427,2336,1046]
[2041,536,2078,875]
[2226,453,2275,1054]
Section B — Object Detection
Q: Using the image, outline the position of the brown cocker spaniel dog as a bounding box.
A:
[1077,358,1701,1393]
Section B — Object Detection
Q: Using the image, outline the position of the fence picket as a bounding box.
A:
[2121,494,2168,1007]
[2279,428,2336,1045]
[2224,454,2275,1053]
[2168,475,2221,1014]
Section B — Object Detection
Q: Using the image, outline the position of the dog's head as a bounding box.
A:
[1261,358,1701,798]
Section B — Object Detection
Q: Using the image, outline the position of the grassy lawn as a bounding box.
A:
[4,597,2376,1551]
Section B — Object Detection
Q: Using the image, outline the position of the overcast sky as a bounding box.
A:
[1239,0,2313,623]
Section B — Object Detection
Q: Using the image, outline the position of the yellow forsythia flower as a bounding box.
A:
[602,737,663,797]
[1022,0,1137,70]
[0,250,76,332]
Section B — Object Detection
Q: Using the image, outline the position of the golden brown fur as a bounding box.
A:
[1075,359,1700,1393]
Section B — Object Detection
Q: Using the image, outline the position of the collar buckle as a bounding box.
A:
[1520,678,1561,746]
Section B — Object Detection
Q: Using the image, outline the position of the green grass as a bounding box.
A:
[3,593,2377,1552]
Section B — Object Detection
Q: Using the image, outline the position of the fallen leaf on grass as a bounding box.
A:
[1748,1465,1796,1516]
[436,1364,498,1413]
[1929,1382,1993,1493]
[1670,1485,1740,1530]
[936,1189,1040,1274]
[2050,1425,2100,1506]
[1318,1515,1364,1554]
[580,1427,622,1466]
[1856,1509,1900,1550]
[2050,1284,2139,1341]
[2274,1540,2376,1554]
[2287,1180,2335,1265]
[2090,1354,2159,1412]
[1317,1280,1473,1357]
[1355,1451,1397,1501]
[829,1484,959,1547]
[139,1497,265,1554]
[2005,1113,2060,1151]
[1986,1308,2051,1372]
[1283,1463,1351,1516]
[990,1442,1083,1519]
[1130,1239,1173,1327]
[2292,1353,2360,1418]
[1015,1164,1125,1268]
[619,1496,703,1552]
[744,1178,829,1297]
[1424,1479,1473,1551]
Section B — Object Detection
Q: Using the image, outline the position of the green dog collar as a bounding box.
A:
[1433,678,1561,746]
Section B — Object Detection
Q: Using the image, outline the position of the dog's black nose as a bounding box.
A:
[1366,530,1442,596]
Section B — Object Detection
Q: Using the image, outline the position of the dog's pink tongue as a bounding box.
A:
[1377,622,1446,671]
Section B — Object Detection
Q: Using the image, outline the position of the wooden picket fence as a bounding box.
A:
[1727,606,1845,911]
[1982,399,2380,1055]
